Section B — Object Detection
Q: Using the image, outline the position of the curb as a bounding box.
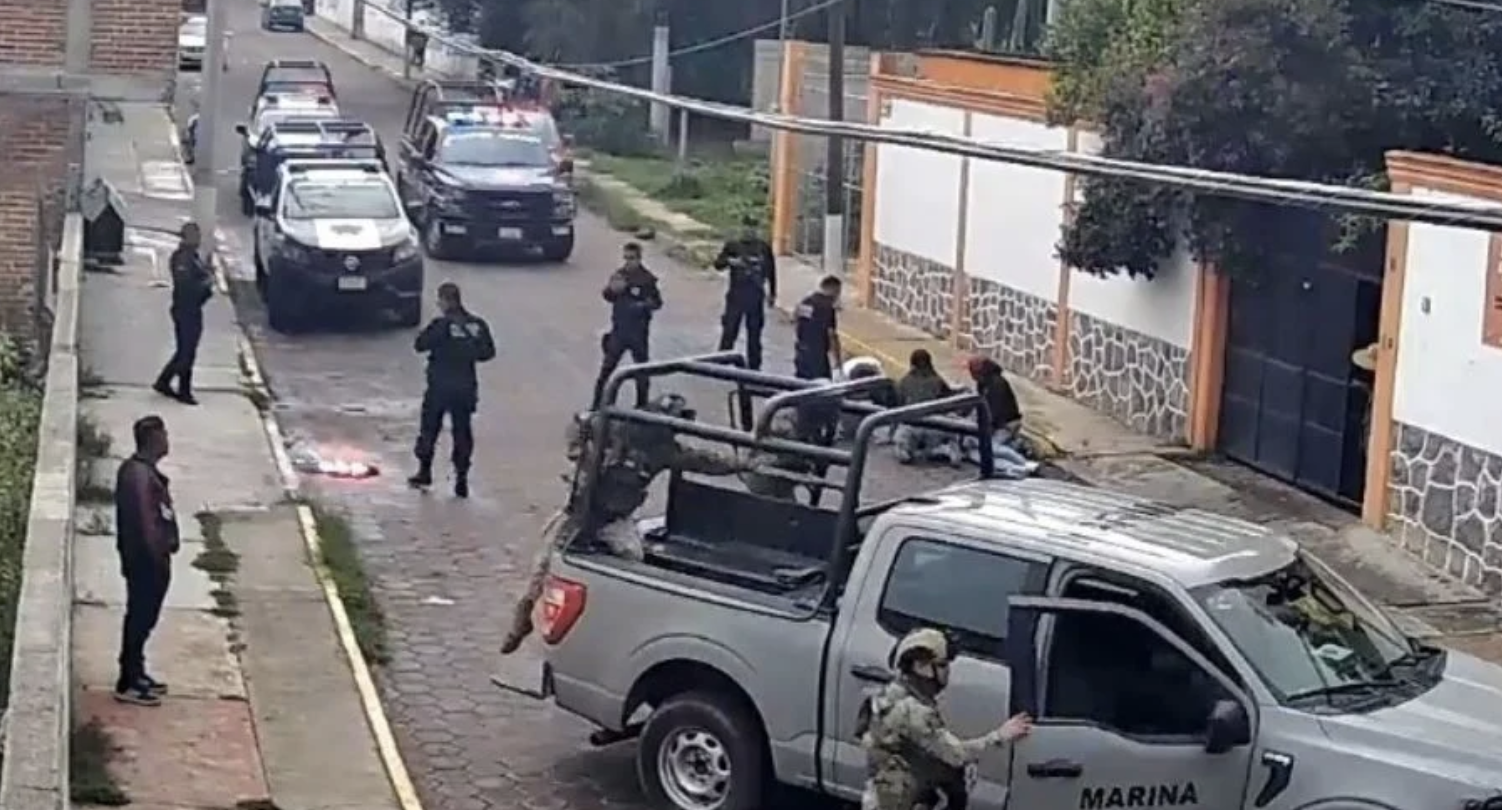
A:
[169,129,426,810]
[229,264,426,810]
[305,21,416,88]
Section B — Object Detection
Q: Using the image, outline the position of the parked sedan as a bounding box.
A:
[178,15,229,72]
[262,0,307,31]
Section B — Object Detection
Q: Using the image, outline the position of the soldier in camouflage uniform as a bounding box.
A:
[501,393,747,654]
[858,628,1032,810]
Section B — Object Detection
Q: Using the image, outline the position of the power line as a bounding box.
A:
[558,0,847,70]
[367,4,1502,231]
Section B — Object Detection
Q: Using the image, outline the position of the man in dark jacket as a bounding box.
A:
[794,275,843,380]
[592,242,662,408]
[964,356,1038,477]
[410,282,496,497]
[113,415,179,706]
[153,223,213,405]
[713,218,777,369]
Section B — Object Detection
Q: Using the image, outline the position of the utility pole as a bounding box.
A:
[649,8,671,144]
[779,0,791,39]
[402,0,415,80]
[822,0,845,277]
[193,0,228,254]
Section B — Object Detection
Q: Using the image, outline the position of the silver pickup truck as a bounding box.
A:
[530,355,1502,810]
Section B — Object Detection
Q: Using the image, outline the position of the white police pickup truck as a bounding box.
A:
[526,356,1502,810]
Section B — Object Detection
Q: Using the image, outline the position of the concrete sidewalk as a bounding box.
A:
[584,162,1502,659]
[72,102,406,810]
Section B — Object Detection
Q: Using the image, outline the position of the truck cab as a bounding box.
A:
[256,58,334,99]
[236,118,386,215]
[534,354,1502,810]
[396,94,575,262]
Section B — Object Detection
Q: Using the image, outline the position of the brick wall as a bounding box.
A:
[0,0,177,330]
[0,97,70,331]
[0,0,67,66]
[90,0,180,76]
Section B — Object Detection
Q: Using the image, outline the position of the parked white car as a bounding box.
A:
[178,15,229,72]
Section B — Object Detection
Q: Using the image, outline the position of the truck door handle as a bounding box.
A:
[1026,760,1082,779]
[849,664,892,683]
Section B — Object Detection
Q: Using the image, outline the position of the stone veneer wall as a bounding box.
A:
[1066,311,1191,441]
[870,243,957,338]
[957,276,1057,383]
[1386,422,1502,593]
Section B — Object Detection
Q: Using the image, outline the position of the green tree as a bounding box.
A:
[1049,0,1502,280]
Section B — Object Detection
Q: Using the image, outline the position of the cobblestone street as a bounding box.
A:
[205,3,960,807]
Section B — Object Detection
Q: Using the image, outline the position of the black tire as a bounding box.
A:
[266,274,302,333]
[396,299,422,328]
[541,235,574,262]
[423,216,454,261]
[637,691,765,810]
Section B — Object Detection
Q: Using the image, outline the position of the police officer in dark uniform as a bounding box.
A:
[713,217,777,369]
[794,274,843,379]
[153,222,213,405]
[592,242,662,408]
[409,282,496,498]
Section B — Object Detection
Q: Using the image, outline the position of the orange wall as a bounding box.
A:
[915,51,1053,102]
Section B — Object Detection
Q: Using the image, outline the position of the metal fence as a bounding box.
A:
[789,66,869,274]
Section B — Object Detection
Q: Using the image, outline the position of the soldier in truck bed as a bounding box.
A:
[501,393,749,654]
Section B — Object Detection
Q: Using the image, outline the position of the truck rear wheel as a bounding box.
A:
[638,691,765,810]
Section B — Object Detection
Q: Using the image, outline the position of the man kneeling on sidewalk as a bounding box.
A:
[113,415,179,706]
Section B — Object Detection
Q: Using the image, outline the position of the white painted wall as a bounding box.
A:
[1392,187,1502,453]
[1064,130,1198,348]
[872,99,966,266]
[314,0,480,79]
[962,113,1068,300]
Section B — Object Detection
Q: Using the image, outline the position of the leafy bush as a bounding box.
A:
[0,333,43,708]
[554,72,656,158]
[590,154,770,234]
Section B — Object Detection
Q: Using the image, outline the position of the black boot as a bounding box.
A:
[453,470,469,499]
[408,459,433,489]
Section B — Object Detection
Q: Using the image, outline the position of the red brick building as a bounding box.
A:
[0,0,179,331]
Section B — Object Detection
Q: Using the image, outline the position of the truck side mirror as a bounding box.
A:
[1203,699,1251,754]
[234,123,248,136]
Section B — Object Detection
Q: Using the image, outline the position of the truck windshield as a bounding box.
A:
[1191,554,1418,702]
[283,181,399,219]
[437,131,550,167]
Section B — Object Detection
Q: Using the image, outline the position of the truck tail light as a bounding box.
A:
[540,575,586,644]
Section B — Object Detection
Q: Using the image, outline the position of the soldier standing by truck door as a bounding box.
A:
[794,274,843,380]
[859,628,1033,810]
[713,217,777,369]
[153,222,213,405]
[409,282,496,498]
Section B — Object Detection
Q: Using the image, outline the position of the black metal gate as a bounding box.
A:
[1217,225,1383,507]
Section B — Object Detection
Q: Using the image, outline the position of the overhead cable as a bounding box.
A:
[559,0,847,70]
[371,3,1502,231]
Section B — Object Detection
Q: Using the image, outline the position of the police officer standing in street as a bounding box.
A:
[859,628,1033,810]
[153,222,213,405]
[712,216,777,369]
[592,241,662,408]
[794,274,844,379]
[409,282,496,498]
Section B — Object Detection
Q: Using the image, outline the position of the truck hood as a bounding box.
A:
[1317,651,1502,788]
[283,218,412,251]
[438,164,559,192]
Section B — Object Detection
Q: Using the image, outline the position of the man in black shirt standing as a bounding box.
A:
[713,218,777,370]
[113,415,179,706]
[410,282,496,498]
[793,274,843,380]
[592,242,662,408]
[153,222,213,405]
